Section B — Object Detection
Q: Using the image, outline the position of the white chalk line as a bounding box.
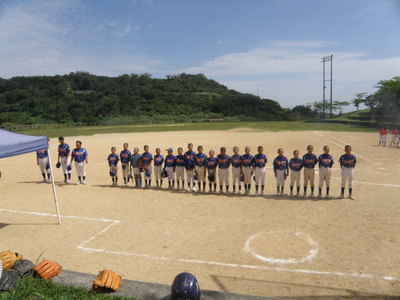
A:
[243,231,319,265]
[0,209,397,281]
[329,176,400,188]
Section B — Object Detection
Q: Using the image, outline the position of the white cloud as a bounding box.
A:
[0,0,162,78]
[183,40,400,107]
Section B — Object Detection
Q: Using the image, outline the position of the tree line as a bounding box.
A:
[0,72,290,126]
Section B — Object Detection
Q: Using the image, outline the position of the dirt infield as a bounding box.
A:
[1,129,400,298]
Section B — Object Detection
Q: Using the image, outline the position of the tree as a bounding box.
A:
[352,93,367,111]
[332,101,350,115]
[364,95,379,121]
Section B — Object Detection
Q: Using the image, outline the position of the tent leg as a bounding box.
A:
[47,149,61,224]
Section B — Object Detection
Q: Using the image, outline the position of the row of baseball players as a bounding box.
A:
[379,127,400,147]
[106,142,357,199]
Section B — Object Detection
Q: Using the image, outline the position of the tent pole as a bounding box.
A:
[47,148,61,224]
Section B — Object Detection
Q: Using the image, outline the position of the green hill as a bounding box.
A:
[0,72,287,126]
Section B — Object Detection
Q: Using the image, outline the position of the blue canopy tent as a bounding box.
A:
[0,129,61,224]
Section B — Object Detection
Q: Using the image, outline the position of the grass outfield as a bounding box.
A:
[0,277,134,300]
[14,121,376,137]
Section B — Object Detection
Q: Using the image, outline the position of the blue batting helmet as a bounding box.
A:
[67,165,72,171]
[145,169,151,177]
[109,170,116,177]
[56,162,61,169]
[171,272,200,300]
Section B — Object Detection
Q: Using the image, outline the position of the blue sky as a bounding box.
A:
[0,0,399,109]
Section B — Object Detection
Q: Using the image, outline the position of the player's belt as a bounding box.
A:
[232,166,240,168]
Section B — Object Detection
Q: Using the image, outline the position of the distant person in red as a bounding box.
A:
[390,128,398,147]
[378,127,388,146]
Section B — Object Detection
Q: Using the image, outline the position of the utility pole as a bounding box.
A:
[321,55,333,119]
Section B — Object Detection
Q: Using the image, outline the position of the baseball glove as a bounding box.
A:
[34,259,62,279]
[0,269,19,291]
[92,270,121,292]
[240,174,244,182]
[45,163,50,170]
[207,174,215,182]
[56,162,61,168]
[0,251,23,270]
[13,259,34,278]
[139,167,143,173]
[161,169,168,178]
[109,170,116,177]
[67,165,72,171]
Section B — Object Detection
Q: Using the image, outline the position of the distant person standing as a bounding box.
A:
[175,147,186,190]
[318,146,334,199]
[231,146,243,195]
[120,143,131,186]
[184,143,196,192]
[107,147,119,186]
[339,145,357,200]
[252,146,267,196]
[36,149,51,183]
[273,148,289,196]
[390,128,398,147]
[70,141,88,185]
[130,147,142,188]
[153,148,164,188]
[216,147,231,194]
[302,145,318,197]
[141,145,153,188]
[289,150,303,197]
[241,146,254,196]
[195,145,207,192]
[57,137,71,183]
[164,148,176,189]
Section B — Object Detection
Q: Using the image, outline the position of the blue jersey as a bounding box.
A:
[154,154,164,166]
[164,155,176,168]
[37,149,48,159]
[302,153,318,169]
[130,153,142,168]
[72,148,88,162]
[108,153,119,167]
[216,154,231,169]
[252,153,267,168]
[289,157,303,171]
[273,155,289,172]
[319,153,334,168]
[58,143,70,157]
[231,154,243,168]
[184,151,196,169]
[339,154,357,168]
[175,154,186,167]
[120,150,131,164]
[207,157,217,171]
[241,154,253,167]
[141,152,153,166]
[195,153,207,167]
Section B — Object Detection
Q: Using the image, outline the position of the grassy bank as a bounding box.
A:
[14,121,376,138]
[0,277,133,300]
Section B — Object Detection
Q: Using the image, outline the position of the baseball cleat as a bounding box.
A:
[76,181,81,185]
[276,192,280,196]
[82,180,87,185]
[340,193,344,199]
[186,187,192,192]
[349,194,354,200]
[296,192,300,197]
[42,179,46,183]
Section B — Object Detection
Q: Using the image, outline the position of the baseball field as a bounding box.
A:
[1,125,399,298]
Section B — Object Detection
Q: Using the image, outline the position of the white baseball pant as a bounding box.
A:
[121,163,130,177]
[61,156,71,175]
[254,167,266,185]
[218,168,229,186]
[341,167,354,188]
[154,165,162,180]
[319,167,331,188]
[391,135,398,144]
[381,135,387,143]
[38,157,50,174]
[196,166,206,182]
[75,161,86,177]
[166,166,175,180]
[242,166,252,184]
[275,169,286,186]
[132,167,140,176]
[290,171,301,187]
[175,166,185,181]
[304,168,315,186]
[186,169,194,184]
[232,167,241,186]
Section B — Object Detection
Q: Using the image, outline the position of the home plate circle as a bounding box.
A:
[243,231,319,265]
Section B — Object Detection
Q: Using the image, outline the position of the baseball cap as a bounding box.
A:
[166,148,173,152]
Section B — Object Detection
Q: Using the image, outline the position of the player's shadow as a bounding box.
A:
[270,195,343,201]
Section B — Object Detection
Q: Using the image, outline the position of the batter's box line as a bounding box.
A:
[0,208,397,282]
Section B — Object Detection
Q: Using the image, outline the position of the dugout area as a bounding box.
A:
[0,129,399,298]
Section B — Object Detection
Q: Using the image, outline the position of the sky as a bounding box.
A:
[0,0,400,109]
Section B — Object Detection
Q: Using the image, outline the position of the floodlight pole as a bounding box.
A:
[321,54,333,119]
[322,58,326,119]
[329,55,333,118]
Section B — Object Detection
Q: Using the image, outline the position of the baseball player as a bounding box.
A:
[57,137,71,183]
[107,147,119,186]
[120,143,131,186]
[184,143,196,192]
[164,148,176,188]
[273,148,289,196]
[141,145,153,188]
[216,147,231,193]
[339,145,357,200]
[195,145,207,192]
[175,147,186,189]
[289,150,303,197]
[318,145,334,198]
[153,148,164,188]
[70,141,88,185]
[241,146,253,196]
[302,145,318,197]
[231,146,243,195]
[390,128,398,147]
[379,127,388,146]
[252,146,267,196]
[130,147,142,188]
[36,149,51,183]
[206,150,217,193]
[397,130,400,147]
